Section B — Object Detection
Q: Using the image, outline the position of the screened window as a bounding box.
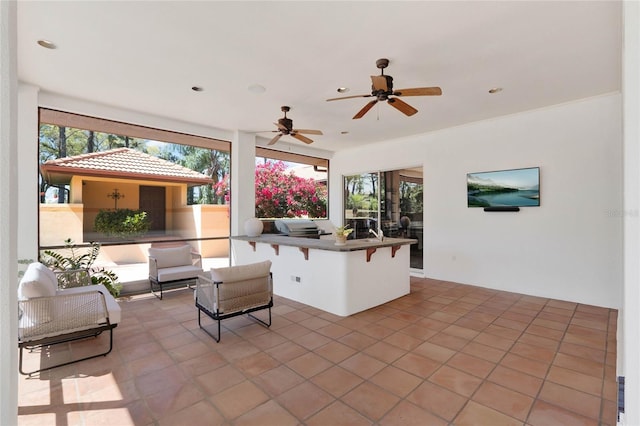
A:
[253,147,328,219]
[38,108,231,251]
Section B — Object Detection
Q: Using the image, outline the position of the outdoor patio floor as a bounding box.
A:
[17,277,618,425]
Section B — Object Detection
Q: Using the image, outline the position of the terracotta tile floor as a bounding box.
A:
[18,277,618,425]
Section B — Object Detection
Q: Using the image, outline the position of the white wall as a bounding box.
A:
[0,1,18,424]
[331,94,623,309]
[622,1,640,425]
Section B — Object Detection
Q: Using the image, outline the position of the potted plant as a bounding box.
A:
[334,225,354,246]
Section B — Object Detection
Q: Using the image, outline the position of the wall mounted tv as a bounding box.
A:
[467,167,540,208]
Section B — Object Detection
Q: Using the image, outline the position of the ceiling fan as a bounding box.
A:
[327,58,442,119]
[265,106,323,145]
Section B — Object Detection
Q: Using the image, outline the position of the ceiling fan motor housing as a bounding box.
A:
[373,75,394,100]
[278,117,293,133]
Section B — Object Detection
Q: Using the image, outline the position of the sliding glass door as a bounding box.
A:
[344,172,379,239]
[344,167,423,270]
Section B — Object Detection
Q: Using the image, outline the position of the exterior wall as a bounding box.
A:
[40,204,230,262]
[172,206,199,238]
[194,204,230,257]
[40,204,229,263]
[42,177,206,242]
[82,180,140,235]
[69,176,83,203]
[39,204,84,246]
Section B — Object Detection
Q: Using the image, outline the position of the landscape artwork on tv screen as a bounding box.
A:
[467,167,540,208]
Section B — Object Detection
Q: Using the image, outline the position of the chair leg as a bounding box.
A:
[149,278,163,300]
[19,327,115,376]
[247,306,272,328]
[197,308,221,342]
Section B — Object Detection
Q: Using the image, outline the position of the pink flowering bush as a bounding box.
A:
[214,160,327,218]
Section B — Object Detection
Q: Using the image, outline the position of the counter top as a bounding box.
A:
[232,234,416,252]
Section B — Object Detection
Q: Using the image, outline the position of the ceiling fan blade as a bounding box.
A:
[371,75,388,91]
[388,98,418,116]
[393,87,442,97]
[268,133,283,145]
[294,129,323,135]
[326,94,372,102]
[292,133,314,144]
[274,122,288,132]
[353,100,378,119]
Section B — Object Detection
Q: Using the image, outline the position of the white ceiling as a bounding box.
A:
[17,1,622,153]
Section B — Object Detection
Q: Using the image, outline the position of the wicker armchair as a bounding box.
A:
[195,260,273,342]
[17,262,120,375]
[148,244,203,299]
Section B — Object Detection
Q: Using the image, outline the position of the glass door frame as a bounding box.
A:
[343,166,423,272]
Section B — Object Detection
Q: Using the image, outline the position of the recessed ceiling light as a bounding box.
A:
[37,39,57,49]
[248,84,266,94]
[191,86,204,92]
[337,87,350,93]
[488,87,503,94]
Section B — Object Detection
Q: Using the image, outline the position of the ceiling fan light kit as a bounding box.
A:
[327,58,442,119]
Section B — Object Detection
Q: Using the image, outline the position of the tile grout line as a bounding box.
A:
[449,290,541,424]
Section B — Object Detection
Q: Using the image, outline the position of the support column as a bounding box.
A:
[0,1,19,424]
[231,130,257,239]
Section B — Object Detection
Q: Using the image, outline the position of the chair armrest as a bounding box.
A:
[191,252,202,268]
[195,273,216,312]
[54,268,92,289]
[18,290,111,342]
[148,256,159,279]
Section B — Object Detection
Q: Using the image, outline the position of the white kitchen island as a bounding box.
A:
[231,234,416,316]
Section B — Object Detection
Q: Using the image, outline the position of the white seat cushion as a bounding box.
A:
[18,262,58,324]
[148,245,193,269]
[211,260,272,283]
[18,262,58,300]
[156,265,203,283]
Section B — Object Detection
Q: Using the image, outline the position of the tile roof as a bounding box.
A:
[40,148,213,186]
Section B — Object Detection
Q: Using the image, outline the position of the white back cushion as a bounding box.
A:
[211,260,272,283]
[148,245,193,269]
[18,262,58,300]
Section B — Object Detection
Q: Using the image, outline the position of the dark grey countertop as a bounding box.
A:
[232,234,416,252]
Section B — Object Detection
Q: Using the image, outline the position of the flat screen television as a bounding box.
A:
[467,167,540,208]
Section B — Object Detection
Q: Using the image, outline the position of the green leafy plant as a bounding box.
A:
[94,208,151,238]
[334,225,354,237]
[40,238,122,297]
